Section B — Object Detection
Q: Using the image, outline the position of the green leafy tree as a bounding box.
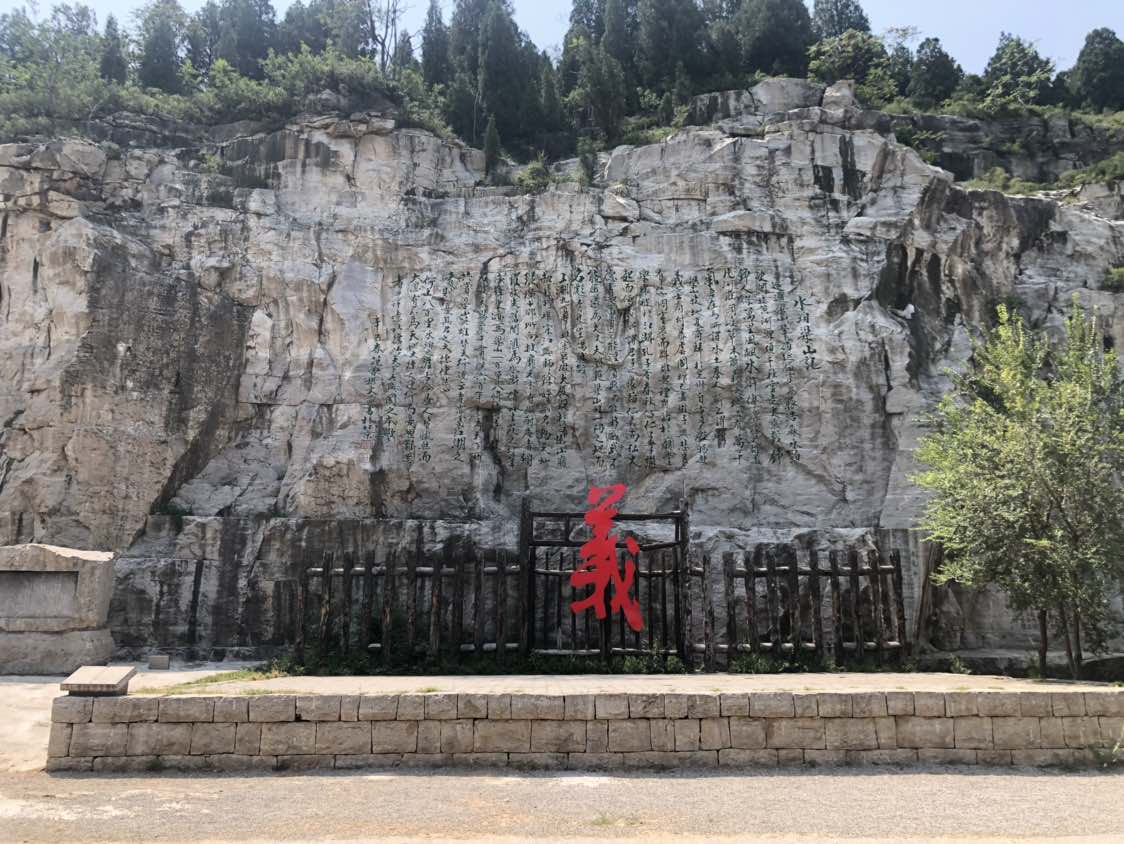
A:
[907,37,962,107]
[737,0,814,77]
[580,41,627,142]
[658,90,674,124]
[217,0,276,79]
[420,0,451,86]
[186,2,223,73]
[811,0,870,39]
[1069,28,1124,112]
[539,58,563,131]
[914,301,1124,679]
[982,32,1054,109]
[393,32,417,70]
[477,0,523,142]
[636,0,704,91]
[99,14,128,84]
[807,28,886,85]
[137,0,186,93]
[483,111,500,175]
[276,0,329,55]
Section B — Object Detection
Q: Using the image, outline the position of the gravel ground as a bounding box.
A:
[1,766,1122,842]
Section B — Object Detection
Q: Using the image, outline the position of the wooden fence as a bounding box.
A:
[295,512,909,670]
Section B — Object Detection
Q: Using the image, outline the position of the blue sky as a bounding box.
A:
[4,0,1122,74]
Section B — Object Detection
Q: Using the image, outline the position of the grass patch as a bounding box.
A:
[133,665,293,696]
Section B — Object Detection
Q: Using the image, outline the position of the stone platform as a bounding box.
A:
[46,674,1124,772]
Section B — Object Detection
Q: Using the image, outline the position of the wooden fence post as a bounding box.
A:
[809,547,824,662]
[702,553,715,671]
[381,550,396,669]
[891,549,910,657]
[675,498,691,667]
[848,548,864,662]
[723,552,737,670]
[829,550,844,667]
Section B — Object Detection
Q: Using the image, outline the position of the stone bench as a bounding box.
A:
[46,689,1124,772]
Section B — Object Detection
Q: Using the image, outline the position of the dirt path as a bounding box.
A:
[1,766,1121,842]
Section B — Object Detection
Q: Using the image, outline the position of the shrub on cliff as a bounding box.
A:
[914,301,1124,680]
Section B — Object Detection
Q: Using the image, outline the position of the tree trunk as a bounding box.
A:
[1037,608,1049,679]
[1057,603,1079,680]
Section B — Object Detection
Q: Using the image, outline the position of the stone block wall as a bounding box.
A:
[47,690,1124,772]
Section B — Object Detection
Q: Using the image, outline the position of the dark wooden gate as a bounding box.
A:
[518,499,692,664]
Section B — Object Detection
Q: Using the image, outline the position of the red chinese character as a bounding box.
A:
[571,484,644,632]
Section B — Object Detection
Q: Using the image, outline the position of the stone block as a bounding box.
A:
[918,749,977,765]
[584,720,608,752]
[334,754,404,770]
[340,696,360,722]
[992,717,1040,750]
[608,719,651,752]
[250,696,295,722]
[953,717,992,749]
[977,750,1013,766]
[803,750,847,767]
[487,695,511,719]
[569,753,624,770]
[729,717,766,749]
[777,749,805,766]
[913,692,946,717]
[825,718,878,750]
[685,695,720,719]
[816,693,851,718]
[235,723,261,755]
[663,694,691,719]
[315,722,371,755]
[452,753,509,768]
[851,693,887,718]
[531,720,585,753]
[1060,717,1101,748]
[508,753,567,771]
[52,696,93,723]
[276,754,333,772]
[1084,693,1124,717]
[1010,749,1081,767]
[357,696,398,721]
[147,655,170,670]
[416,720,441,754]
[793,694,818,717]
[627,751,717,769]
[474,720,530,753]
[944,693,978,717]
[424,694,458,720]
[719,694,750,716]
[296,695,340,721]
[564,695,594,720]
[700,717,731,750]
[1017,693,1052,717]
[766,718,825,749]
[594,694,629,720]
[628,694,664,718]
[752,693,795,718]
[213,698,249,723]
[510,694,564,720]
[92,697,158,723]
[1051,693,1085,717]
[673,719,700,751]
[976,693,1019,717]
[207,754,277,772]
[1039,717,1065,748]
[886,692,914,716]
[1099,717,1124,746]
[396,695,424,720]
[874,716,896,748]
[93,756,161,773]
[46,757,93,772]
[156,755,209,771]
[895,717,954,749]
[371,721,419,753]
[260,722,316,755]
[47,723,71,757]
[458,694,488,719]
[719,748,778,767]
[158,697,213,723]
[190,723,235,755]
[650,719,675,751]
[845,749,918,765]
[127,723,191,756]
[440,720,475,754]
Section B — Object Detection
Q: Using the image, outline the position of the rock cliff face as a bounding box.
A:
[2,78,1122,657]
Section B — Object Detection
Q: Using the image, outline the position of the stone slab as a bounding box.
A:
[60,666,136,696]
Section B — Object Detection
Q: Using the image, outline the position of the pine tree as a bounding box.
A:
[540,59,563,131]
[908,37,962,107]
[983,32,1054,107]
[394,32,418,69]
[484,112,501,175]
[1069,28,1124,112]
[601,0,630,68]
[477,1,524,142]
[658,90,674,125]
[186,1,223,73]
[811,0,870,40]
[636,0,704,91]
[582,42,626,142]
[138,1,185,93]
[738,0,815,77]
[98,14,128,84]
[421,0,451,86]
